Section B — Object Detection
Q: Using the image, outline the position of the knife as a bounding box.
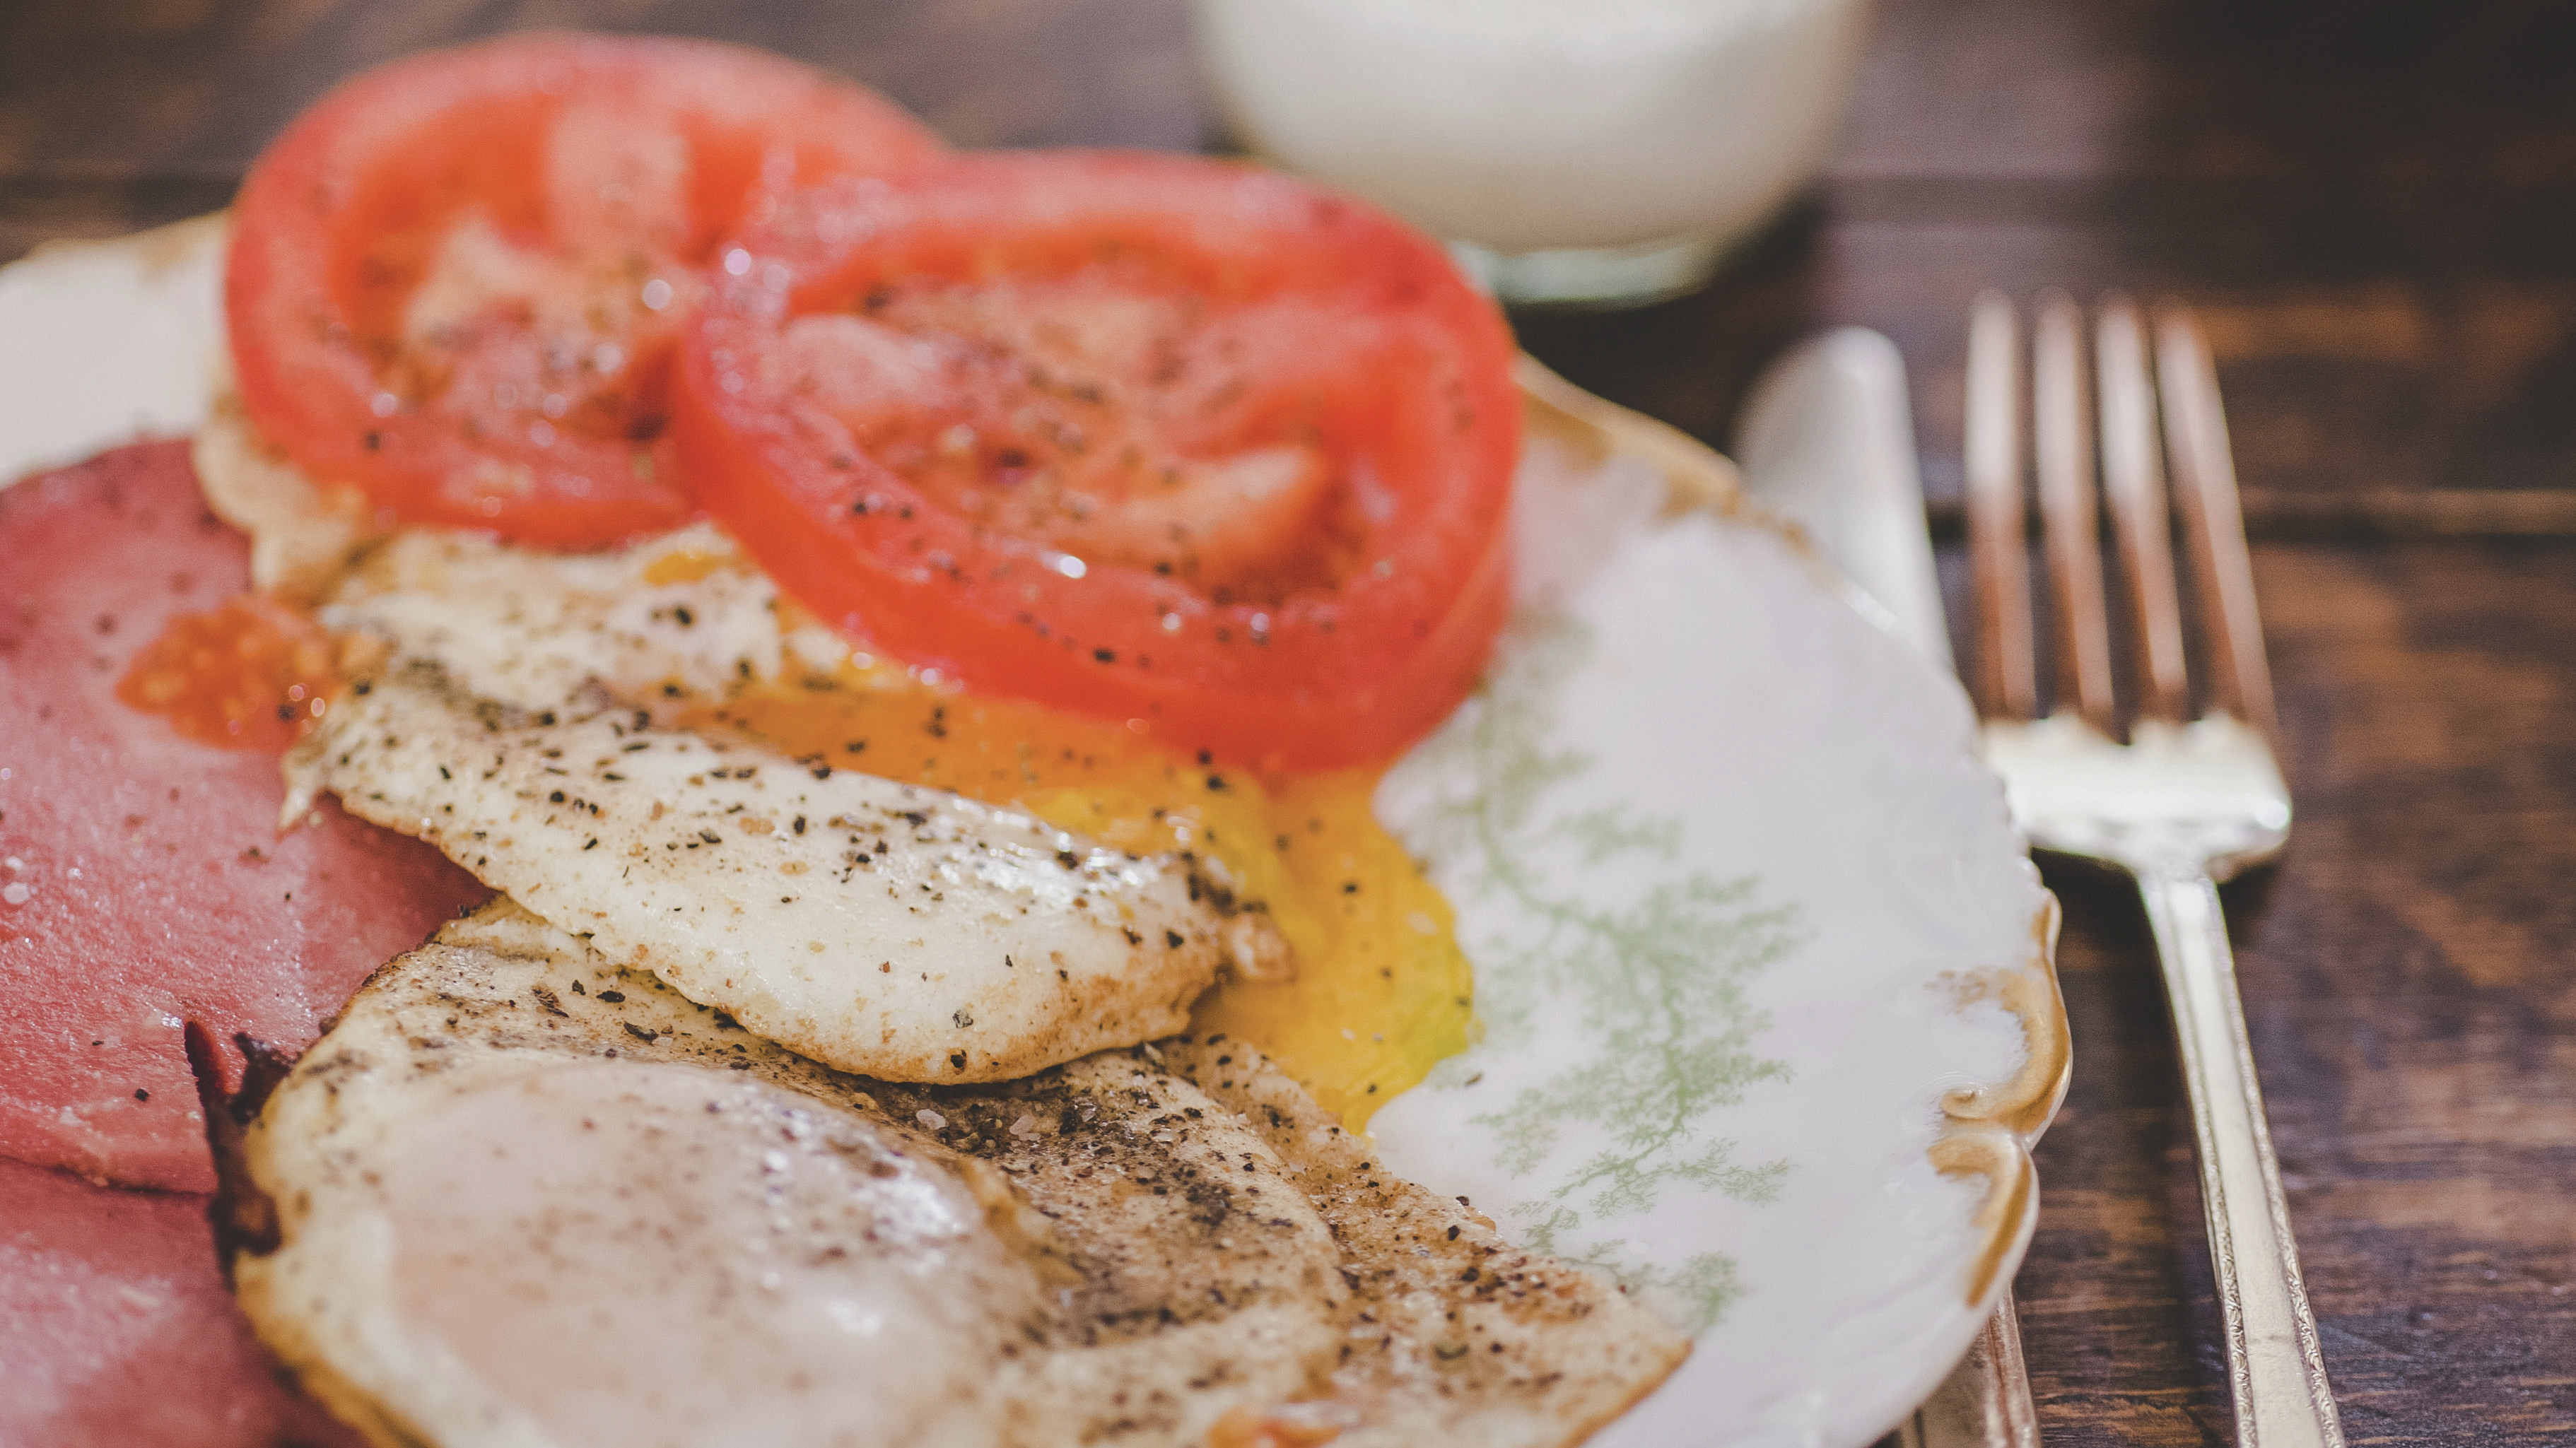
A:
[1733,328,1953,666]
[1732,326,2040,1448]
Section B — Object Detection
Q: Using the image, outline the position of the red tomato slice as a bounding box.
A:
[227,33,943,548]
[672,151,1521,770]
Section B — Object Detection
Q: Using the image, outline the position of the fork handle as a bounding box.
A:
[2134,862,2345,1448]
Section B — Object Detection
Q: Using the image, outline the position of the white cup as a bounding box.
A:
[1193,0,1871,307]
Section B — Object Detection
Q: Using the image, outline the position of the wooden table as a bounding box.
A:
[6,1,2570,1442]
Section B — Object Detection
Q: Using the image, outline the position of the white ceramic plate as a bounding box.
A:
[0,222,2066,1448]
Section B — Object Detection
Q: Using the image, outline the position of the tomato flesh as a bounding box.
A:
[674,151,1520,770]
[227,33,943,548]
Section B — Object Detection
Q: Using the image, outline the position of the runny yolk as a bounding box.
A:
[116,594,341,751]
[639,548,732,586]
[684,670,1475,1129]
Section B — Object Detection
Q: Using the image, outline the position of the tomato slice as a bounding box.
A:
[226,33,944,548]
[673,151,1520,770]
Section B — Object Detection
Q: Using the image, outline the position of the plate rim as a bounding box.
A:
[1518,351,2072,1323]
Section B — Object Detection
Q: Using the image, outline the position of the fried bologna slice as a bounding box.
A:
[0,1156,362,1448]
[0,442,482,1191]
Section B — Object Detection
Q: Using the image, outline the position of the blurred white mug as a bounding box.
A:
[1194,0,1870,307]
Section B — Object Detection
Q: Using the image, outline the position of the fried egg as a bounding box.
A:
[235,449,1477,1123]
[283,663,1248,1083]
[226,901,1687,1448]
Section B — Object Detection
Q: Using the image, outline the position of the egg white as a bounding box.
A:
[235,900,1687,1448]
[283,664,1230,1083]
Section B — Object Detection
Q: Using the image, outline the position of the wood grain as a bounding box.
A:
[2006,541,2576,1447]
[4,0,2572,1442]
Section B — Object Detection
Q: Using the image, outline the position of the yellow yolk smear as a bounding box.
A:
[682,669,1474,1130]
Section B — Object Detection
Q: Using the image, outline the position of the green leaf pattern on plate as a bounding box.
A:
[1410,614,1805,1332]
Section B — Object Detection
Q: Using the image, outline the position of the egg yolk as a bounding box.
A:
[117,594,343,750]
[682,667,1474,1129]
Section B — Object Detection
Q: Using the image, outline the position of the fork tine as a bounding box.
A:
[1967,291,2037,719]
[2095,296,2191,721]
[2033,291,2117,729]
[2155,305,2280,738]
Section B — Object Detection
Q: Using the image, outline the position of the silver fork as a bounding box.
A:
[1964,291,2343,1448]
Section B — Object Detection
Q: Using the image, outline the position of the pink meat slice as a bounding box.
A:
[0,441,486,1192]
[0,1156,363,1448]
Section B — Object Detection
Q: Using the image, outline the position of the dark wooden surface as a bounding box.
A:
[4,1,2570,1443]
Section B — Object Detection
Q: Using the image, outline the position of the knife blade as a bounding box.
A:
[1733,326,2039,1448]
[1733,327,1953,668]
